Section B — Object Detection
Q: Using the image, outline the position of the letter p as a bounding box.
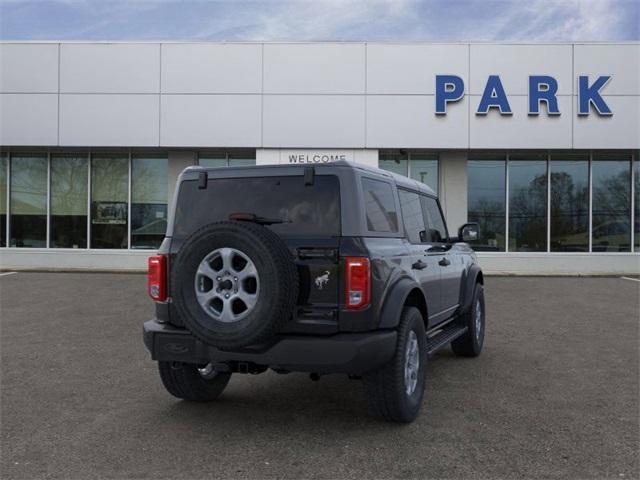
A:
[435,75,464,115]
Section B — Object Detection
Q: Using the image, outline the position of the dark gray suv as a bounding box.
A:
[143,161,485,423]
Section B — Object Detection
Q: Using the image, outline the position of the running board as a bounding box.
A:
[425,324,468,358]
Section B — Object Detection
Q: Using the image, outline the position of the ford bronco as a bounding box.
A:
[143,161,485,423]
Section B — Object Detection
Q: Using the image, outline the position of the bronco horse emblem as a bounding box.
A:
[315,271,330,290]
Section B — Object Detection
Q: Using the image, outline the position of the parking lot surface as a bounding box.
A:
[1,273,638,480]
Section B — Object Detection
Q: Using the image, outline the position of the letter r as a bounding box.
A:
[529,76,560,115]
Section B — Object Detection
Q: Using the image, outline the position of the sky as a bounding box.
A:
[0,0,638,42]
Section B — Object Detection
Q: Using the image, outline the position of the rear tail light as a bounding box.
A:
[148,255,167,302]
[344,257,370,310]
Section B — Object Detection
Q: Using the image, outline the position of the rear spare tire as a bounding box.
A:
[172,221,299,349]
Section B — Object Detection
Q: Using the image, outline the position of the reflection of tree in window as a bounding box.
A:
[51,156,88,248]
[467,160,505,251]
[10,155,47,248]
[508,160,547,252]
[550,159,588,252]
[592,160,631,252]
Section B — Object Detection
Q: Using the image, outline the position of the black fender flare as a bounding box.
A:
[378,277,428,329]
[459,264,484,315]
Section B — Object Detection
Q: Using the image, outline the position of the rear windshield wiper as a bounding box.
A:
[229,212,289,225]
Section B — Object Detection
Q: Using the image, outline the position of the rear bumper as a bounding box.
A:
[143,320,397,374]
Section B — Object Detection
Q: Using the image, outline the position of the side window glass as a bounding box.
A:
[398,189,426,243]
[421,196,448,243]
[361,177,398,233]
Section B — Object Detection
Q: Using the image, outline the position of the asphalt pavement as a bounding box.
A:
[1,273,638,479]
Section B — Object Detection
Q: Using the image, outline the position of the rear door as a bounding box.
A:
[397,188,441,320]
[171,172,342,333]
[421,195,463,318]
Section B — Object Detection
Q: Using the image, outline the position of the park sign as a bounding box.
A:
[435,75,613,116]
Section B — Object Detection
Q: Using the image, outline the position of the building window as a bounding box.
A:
[592,153,632,252]
[50,154,88,248]
[379,150,408,177]
[635,156,639,251]
[361,177,398,233]
[550,154,589,252]
[508,153,548,252]
[10,154,47,248]
[131,155,168,249]
[0,154,7,247]
[198,150,256,167]
[467,156,506,251]
[379,150,438,194]
[91,154,128,249]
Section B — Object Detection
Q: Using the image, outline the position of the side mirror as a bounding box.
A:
[458,223,480,243]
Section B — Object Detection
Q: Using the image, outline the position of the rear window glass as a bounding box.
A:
[361,177,398,233]
[173,175,340,237]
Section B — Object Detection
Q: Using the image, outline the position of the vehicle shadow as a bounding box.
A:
[148,352,458,433]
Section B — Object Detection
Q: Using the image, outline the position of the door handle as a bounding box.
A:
[438,257,451,267]
[412,260,427,270]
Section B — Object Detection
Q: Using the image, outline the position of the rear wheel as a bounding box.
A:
[451,283,485,357]
[363,307,427,423]
[158,361,231,402]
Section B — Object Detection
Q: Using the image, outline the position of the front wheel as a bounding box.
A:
[158,361,231,402]
[451,283,485,357]
[363,307,427,423]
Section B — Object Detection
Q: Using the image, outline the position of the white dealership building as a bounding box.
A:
[0,41,638,274]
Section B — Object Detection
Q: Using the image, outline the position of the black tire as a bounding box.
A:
[171,221,299,349]
[451,283,485,357]
[363,307,427,423]
[158,361,231,402]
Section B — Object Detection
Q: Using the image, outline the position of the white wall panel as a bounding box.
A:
[60,43,160,93]
[574,44,640,95]
[0,44,58,93]
[470,44,573,95]
[59,94,159,146]
[263,43,365,94]
[366,95,468,148]
[161,44,261,93]
[469,95,572,149]
[161,95,261,147]
[263,95,364,147]
[573,96,640,149]
[0,94,58,145]
[367,44,468,94]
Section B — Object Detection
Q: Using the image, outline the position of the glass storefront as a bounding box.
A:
[131,154,168,249]
[633,159,640,252]
[468,156,506,251]
[549,154,589,252]
[467,151,638,253]
[50,154,88,248]
[10,154,47,248]
[0,149,258,251]
[0,154,6,247]
[91,154,128,249]
[379,150,438,194]
[508,153,548,252]
[199,150,256,168]
[592,153,631,252]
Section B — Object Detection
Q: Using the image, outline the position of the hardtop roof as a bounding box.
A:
[186,160,437,196]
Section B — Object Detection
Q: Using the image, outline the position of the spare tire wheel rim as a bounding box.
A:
[194,247,260,323]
